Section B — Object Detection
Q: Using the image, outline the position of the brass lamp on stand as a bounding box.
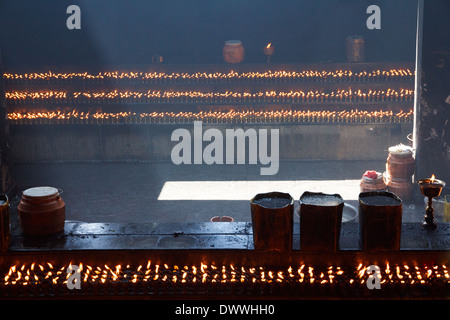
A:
[264,43,274,63]
[418,175,446,230]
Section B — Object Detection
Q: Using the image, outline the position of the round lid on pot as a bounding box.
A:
[23,186,59,198]
[388,143,413,155]
[225,40,242,46]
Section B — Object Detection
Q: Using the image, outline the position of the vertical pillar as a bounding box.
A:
[0,47,13,194]
[414,0,450,190]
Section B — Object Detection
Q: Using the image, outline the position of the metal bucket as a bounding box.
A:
[299,192,344,252]
[250,192,293,251]
[359,191,402,251]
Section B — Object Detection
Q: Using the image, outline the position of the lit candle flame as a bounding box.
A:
[431,174,435,183]
[266,43,272,49]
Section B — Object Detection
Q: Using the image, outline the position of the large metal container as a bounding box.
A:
[250,191,293,251]
[383,172,413,202]
[346,35,365,62]
[299,191,344,252]
[223,40,245,64]
[359,191,402,251]
[18,186,65,236]
[386,146,415,180]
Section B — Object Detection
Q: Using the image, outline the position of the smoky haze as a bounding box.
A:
[0,0,417,68]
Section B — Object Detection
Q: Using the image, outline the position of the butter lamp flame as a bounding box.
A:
[263,43,274,63]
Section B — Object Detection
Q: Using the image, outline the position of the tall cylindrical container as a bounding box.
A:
[383,172,413,202]
[251,192,293,251]
[385,144,414,202]
[299,192,344,252]
[386,146,415,179]
[444,195,450,223]
[359,191,402,251]
[346,35,365,62]
[223,40,245,64]
[0,194,11,252]
[18,187,65,236]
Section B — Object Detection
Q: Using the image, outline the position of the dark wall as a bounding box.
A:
[415,0,450,188]
[0,0,417,68]
[0,51,12,193]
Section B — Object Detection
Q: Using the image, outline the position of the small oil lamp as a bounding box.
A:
[264,43,274,63]
[418,175,446,230]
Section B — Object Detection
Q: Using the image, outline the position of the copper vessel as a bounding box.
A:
[18,187,65,236]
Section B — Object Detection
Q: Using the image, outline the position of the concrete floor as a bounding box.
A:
[8,160,434,224]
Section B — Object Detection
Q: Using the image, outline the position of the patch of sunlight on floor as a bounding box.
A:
[158,180,361,201]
